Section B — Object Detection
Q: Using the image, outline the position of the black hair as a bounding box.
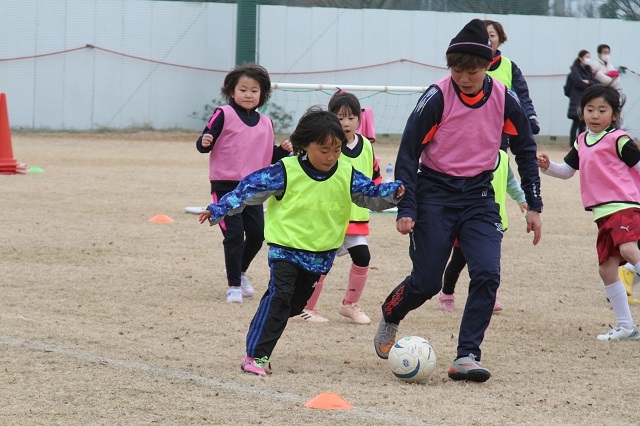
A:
[446,52,490,70]
[220,63,272,108]
[289,106,347,155]
[328,89,361,118]
[579,84,625,128]
[597,44,610,54]
[572,50,590,68]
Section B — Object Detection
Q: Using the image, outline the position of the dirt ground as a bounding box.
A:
[2,132,640,426]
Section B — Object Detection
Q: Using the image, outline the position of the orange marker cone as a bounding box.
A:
[303,392,353,410]
[149,214,174,223]
[0,93,25,174]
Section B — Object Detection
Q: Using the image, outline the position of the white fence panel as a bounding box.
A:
[0,0,639,138]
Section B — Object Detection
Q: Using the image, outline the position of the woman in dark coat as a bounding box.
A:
[566,49,599,146]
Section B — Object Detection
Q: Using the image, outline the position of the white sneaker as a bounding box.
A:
[240,272,255,297]
[293,309,329,323]
[596,324,640,341]
[338,303,371,324]
[226,287,243,303]
[224,269,255,297]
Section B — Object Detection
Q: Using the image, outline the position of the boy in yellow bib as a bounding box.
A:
[199,107,404,376]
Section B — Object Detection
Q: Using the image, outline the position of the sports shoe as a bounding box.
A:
[493,296,503,312]
[293,309,329,323]
[596,324,640,341]
[438,292,455,312]
[224,269,255,297]
[240,356,272,376]
[448,353,491,382]
[240,272,255,297]
[226,287,243,303]
[374,317,398,359]
[618,267,640,304]
[338,303,371,324]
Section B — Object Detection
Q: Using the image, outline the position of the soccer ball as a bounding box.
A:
[388,336,436,383]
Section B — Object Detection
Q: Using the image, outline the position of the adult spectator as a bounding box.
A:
[591,44,621,91]
[567,50,599,146]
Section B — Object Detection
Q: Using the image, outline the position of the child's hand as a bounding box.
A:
[395,184,405,199]
[280,140,293,153]
[536,153,550,170]
[518,202,528,214]
[202,134,213,148]
[198,210,213,225]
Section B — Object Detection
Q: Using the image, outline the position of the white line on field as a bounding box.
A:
[1,335,442,426]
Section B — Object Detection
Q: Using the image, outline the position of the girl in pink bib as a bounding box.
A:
[538,84,640,341]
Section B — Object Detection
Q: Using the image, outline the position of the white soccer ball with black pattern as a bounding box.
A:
[388,335,436,383]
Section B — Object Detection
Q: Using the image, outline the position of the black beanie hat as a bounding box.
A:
[446,19,493,61]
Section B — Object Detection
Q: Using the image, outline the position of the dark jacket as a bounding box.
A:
[567,64,599,119]
[489,51,540,141]
[490,51,537,118]
[395,75,542,220]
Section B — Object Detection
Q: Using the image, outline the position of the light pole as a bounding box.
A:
[235,0,257,65]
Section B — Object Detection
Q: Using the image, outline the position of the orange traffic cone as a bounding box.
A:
[149,214,174,223]
[0,93,25,174]
[303,392,353,410]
